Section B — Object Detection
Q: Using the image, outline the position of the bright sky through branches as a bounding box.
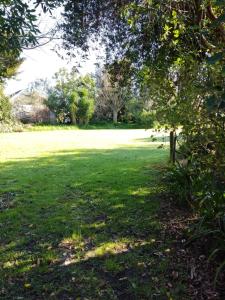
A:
[5,8,102,95]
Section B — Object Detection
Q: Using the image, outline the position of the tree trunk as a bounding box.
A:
[71,113,76,125]
[170,130,177,164]
[113,109,118,123]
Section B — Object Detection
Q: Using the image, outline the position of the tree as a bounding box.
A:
[76,88,94,125]
[96,68,130,123]
[69,91,79,124]
[46,68,95,124]
[68,88,94,125]
[0,0,61,81]
[27,78,50,95]
[0,86,11,123]
[0,1,39,80]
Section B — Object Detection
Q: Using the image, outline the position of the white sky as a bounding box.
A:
[5,44,100,95]
[5,8,103,95]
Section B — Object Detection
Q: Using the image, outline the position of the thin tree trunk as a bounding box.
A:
[170,130,177,164]
[71,113,76,125]
[113,109,118,123]
[173,133,177,164]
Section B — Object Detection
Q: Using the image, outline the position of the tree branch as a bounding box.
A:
[206,4,225,43]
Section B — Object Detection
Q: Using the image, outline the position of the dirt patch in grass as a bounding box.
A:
[159,198,225,300]
[0,192,16,211]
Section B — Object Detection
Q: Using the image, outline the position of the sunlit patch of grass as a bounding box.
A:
[88,222,106,229]
[85,240,130,258]
[59,232,84,252]
[2,250,34,273]
[111,203,125,209]
[130,187,152,196]
[25,123,145,132]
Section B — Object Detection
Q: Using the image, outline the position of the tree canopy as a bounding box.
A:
[46,68,95,124]
[0,1,39,80]
[49,1,225,69]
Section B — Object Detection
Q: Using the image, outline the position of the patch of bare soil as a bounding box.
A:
[159,199,225,300]
[0,192,16,211]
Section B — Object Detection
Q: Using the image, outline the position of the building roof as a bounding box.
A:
[10,89,47,105]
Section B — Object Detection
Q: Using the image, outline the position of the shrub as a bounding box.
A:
[166,128,225,283]
[0,119,24,133]
[76,88,94,125]
[139,110,155,127]
[0,89,12,123]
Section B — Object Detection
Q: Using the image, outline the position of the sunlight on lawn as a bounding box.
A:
[0,129,170,299]
[0,129,168,161]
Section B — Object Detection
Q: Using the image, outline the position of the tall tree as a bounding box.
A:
[0,85,11,123]
[0,0,61,81]
[96,69,129,123]
[46,68,95,124]
[0,1,40,80]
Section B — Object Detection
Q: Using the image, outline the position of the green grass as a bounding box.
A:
[0,129,185,299]
[25,122,146,132]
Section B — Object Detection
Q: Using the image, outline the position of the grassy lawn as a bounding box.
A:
[24,122,146,132]
[0,129,184,299]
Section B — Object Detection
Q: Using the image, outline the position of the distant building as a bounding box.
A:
[10,90,56,124]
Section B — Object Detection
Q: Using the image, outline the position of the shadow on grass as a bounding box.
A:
[0,146,181,299]
[134,136,170,144]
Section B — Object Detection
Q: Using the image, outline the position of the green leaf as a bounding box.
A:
[206,52,224,65]
[205,96,218,111]
[219,100,225,110]
[214,260,225,287]
[216,13,225,24]
[173,29,180,38]
[208,248,220,262]
[212,12,225,27]
[172,10,177,18]
[215,0,225,6]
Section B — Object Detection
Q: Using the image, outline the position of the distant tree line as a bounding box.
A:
[35,66,155,127]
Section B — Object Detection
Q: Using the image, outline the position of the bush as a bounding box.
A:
[0,89,12,123]
[0,86,24,133]
[76,90,94,125]
[45,70,96,125]
[165,164,193,207]
[124,99,156,127]
[166,129,225,282]
[0,120,24,133]
[139,110,155,127]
